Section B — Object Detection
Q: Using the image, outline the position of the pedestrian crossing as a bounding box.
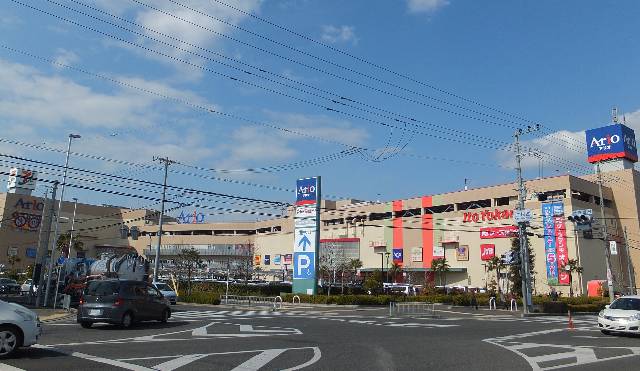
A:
[171,309,343,319]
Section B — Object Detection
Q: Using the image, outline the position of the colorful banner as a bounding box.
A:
[553,204,570,285]
[542,203,558,285]
[480,244,495,261]
[254,255,261,266]
[264,255,270,265]
[284,254,293,264]
[456,245,469,261]
[274,254,281,265]
[433,244,444,259]
[392,248,403,263]
[479,226,519,239]
[293,177,320,295]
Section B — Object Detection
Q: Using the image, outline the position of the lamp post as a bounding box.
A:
[377,251,390,293]
[44,133,80,307]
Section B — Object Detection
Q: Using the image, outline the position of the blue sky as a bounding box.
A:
[1,0,639,220]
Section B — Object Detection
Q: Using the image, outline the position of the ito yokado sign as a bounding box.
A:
[293,177,321,295]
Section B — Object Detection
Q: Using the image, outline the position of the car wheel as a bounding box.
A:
[80,322,93,329]
[121,312,134,329]
[601,329,612,335]
[159,309,170,323]
[0,326,21,358]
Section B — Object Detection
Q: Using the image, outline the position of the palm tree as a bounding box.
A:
[431,258,450,287]
[388,263,403,283]
[486,256,504,293]
[563,259,583,297]
[56,232,84,254]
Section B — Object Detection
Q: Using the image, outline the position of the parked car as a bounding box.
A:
[598,295,640,335]
[21,279,36,296]
[0,279,21,295]
[77,279,171,329]
[152,282,178,305]
[0,300,41,357]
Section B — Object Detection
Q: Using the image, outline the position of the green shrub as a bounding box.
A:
[181,292,221,305]
[568,302,607,313]
[542,301,568,313]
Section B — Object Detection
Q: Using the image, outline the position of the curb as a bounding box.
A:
[40,309,76,322]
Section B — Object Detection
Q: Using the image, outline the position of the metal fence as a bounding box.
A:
[222,295,282,310]
[389,302,436,317]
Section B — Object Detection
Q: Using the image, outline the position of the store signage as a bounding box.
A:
[7,168,38,193]
[542,203,570,285]
[12,197,44,232]
[254,255,261,266]
[392,249,403,263]
[554,205,569,285]
[26,247,37,258]
[411,247,422,262]
[479,226,519,239]
[433,244,444,258]
[456,245,469,261]
[480,244,495,261]
[274,254,281,265]
[176,210,206,224]
[586,124,638,163]
[284,254,293,264]
[463,209,513,223]
[264,255,270,265]
[7,247,18,257]
[293,177,320,295]
[514,209,532,223]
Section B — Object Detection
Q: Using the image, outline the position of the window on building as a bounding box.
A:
[456,199,491,210]
[571,190,592,203]
[495,197,510,206]
[214,230,235,236]
[369,212,392,221]
[424,204,454,214]
[395,208,421,218]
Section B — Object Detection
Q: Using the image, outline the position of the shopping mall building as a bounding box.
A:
[2,124,639,296]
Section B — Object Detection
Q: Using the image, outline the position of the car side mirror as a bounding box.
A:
[605,305,610,309]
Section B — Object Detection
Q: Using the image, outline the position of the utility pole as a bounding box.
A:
[54,198,78,309]
[153,157,174,282]
[42,181,59,307]
[624,227,636,295]
[31,186,51,306]
[596,163,616,303]
[514,124,539,314]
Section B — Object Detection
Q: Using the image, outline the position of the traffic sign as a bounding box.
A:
[609,241,618,255]
[294,228,316,252]
[293,252,315,279]
[514,209,532,223]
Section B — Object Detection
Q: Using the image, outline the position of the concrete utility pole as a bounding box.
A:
[31,186,52,306]
[624,227,636,295]
[596,163,616,303]
[42,181,59,307]
[153,157,174,282]
[514,124,539,314]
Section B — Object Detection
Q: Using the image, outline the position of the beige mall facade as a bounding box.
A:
[128,168,640,296]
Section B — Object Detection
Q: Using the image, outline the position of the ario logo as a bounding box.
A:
[590,133,620,151]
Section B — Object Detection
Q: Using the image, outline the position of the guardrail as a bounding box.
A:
[222,295,281,310]
[489,296,496,310]
[389,302,436,317]
[292,295,301,305]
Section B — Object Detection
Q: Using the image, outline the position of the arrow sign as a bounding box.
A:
[298,234,311,251]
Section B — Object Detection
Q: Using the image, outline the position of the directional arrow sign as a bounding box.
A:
[294,228,316,253]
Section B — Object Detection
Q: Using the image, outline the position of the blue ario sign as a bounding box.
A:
[586,124,638,163]
[293,176,320,295]
[296,177,318,206]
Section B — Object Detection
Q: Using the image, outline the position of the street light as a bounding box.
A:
[377,251,390,293]
[44,133,80,307]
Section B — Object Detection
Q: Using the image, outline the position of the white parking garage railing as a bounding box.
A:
[389,302,436,317]
[223,295,281,310]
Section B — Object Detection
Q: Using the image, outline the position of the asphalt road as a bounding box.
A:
[4,304,640,370]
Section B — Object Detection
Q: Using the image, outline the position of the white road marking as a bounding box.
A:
[0,363,25,371]
[154,354,210,371]
[229,349,287,371]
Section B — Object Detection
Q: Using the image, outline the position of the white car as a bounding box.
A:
[21,279,36,296]
[153,282,178,305]
[597,295,640,335]
[0,300,41,357]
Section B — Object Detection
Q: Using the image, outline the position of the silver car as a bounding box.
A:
[77,279,171,329]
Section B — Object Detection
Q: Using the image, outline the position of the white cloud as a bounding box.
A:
[92,0,262,77]
[52,49,79,68]
[320,25,358,45]
[407,0,450,14]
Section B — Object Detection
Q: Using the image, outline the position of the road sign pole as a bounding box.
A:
[596,163,616,303]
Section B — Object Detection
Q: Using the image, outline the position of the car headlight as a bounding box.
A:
[14,309,35,321]
[629,313,640,321]
[598,310,605,318]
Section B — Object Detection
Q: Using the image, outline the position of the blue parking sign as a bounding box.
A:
[293,252,315,279]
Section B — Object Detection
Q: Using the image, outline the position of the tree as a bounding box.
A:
[562,258,583,297]
[56,232,84,254]
[508,236,535,297]
[364,270,382,294]
[431,258,450,287]
[486,256,505,294]
[319,243,348,296]
[388,262,403,283]
[175,247,203,295]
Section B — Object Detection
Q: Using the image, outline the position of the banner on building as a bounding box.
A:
[542,203,559,285]
[254,255,261,266]
[411,247,422,262]
[274,254,281,265]
[480,226,519,239]
[284,254,292,264]
[433,244,444,258]
[586,124,638,163]
[264,255,270,265]
[392,249,403,263]
[553,204,570,285]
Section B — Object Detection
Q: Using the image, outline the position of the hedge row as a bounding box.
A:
[180,292,221,305]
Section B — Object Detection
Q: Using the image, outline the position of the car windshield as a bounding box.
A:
[85,281,120,296]
[154,283,172,291]
[0,279,16,284]
[609,298,640,310]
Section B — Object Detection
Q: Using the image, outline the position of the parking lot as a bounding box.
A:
[2,304,640,370]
